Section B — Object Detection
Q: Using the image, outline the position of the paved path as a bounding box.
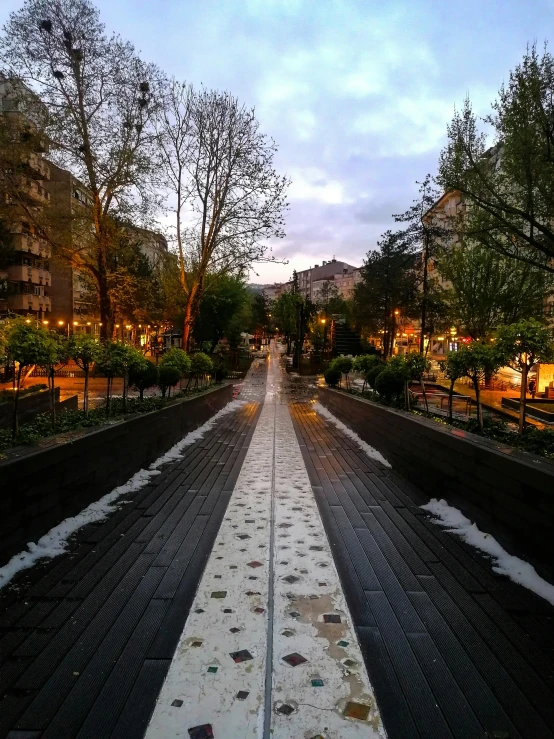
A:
[0,346,553,738]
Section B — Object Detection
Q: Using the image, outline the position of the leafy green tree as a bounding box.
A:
[36,332,69,424]
[95,341,140,415]
[158,364,181,398]
[68,334,101,415]
[438,46,554,275]
[324,367,341,387]
[438,241,550,339]
[129,359,159,400]
[374,365,406,404]
[353,354,382,393]
[189,352,213,389]
[404,353,431,413]
[367,363,385,390]
[352,230,417,357]
[395,175,446,352]
[273,291,298,354]
[249,291,271,338]
[160,347,191,377]
[6,322,54,437]
[444,350,468,422]
[316,280,348,317]
[496,319,554,433]
[330,356,353,389]
[193,275,251,352]
[456,343,505,431]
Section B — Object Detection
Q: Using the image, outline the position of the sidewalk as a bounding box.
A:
[0,347,553,737]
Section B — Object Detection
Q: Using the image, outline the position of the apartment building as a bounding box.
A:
[263,282,292,301]
[45,161,100,333]
[296,259,360,304]
[0,74,52,321]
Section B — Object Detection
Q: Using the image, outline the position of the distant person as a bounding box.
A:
[528,378,537,399]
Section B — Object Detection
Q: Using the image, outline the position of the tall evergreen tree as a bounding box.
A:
[352,230,417,357]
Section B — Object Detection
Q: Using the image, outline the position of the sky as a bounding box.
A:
[1,0,553,284]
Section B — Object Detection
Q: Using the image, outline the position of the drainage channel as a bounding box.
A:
[145,346,385,738]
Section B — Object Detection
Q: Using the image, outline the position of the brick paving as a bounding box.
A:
[0,393,263,738]
[291,402,554,739]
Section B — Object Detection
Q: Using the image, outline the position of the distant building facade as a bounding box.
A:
[0,74,52,322]
[297,258,359,302]
[263,282,291,301]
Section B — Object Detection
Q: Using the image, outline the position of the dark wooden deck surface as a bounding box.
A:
[291,402,554,739]
[0,401,261,739]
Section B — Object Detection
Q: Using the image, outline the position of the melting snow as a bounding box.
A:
[0,399,245,590]
[421,498,554,607]
[314,402,391,468]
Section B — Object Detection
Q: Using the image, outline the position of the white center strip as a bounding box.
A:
[271,392,385,736]
[145,348,385,738]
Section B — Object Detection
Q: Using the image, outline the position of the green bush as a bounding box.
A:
[158,364,181,398]
[190,352,213,377]
[374,367,405,402]
[353,354,382,375]
[160,347,191,377]
[366,364,384,389]
[330,356,353,375]
[324,367,342,387]
[129,360,159,399]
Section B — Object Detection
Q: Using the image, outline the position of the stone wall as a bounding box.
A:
[0,384,233,565]
[318,387,554,574]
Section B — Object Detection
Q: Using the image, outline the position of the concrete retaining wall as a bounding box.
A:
[0,383,234,566]
[318,387,554,574]
[0,387,58,429]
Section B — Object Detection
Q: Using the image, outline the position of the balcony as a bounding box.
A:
[11,232,51,258]
[8,293,36,312]
[19,178,51,205]
[8,293,51,313]
[26,153,50,180]
[6,265,51,286]
[38,295,51,311]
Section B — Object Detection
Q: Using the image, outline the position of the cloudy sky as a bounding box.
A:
[1,0,552,283]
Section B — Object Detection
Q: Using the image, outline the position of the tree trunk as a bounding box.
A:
[448,378,455,422]
[12,364,23,440]
[123,372,128,413]
[84,367,89,415]
[182,282,201,351]
[49,367,56,425]
[106,376,112,416]
[474,379,483,432]
[519,364,528,435]
[420,377,429,415]
[404,380,409,411]
[98,267,113,341]
[140,387,144,400]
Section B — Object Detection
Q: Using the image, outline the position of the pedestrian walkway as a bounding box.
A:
[0,346,553,738]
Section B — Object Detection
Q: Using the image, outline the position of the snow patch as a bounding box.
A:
[421,498,554,607]
[150,399,245,468]
[0,398,246,590]
[314,402,391,468]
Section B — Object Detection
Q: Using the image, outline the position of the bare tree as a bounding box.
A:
[157,85,289,348]
[155,79,194,293]
[1,0,163,338]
